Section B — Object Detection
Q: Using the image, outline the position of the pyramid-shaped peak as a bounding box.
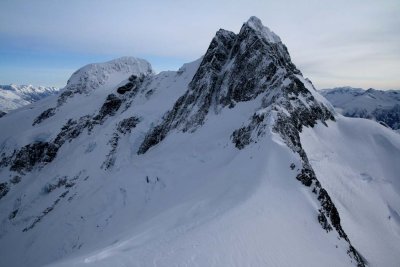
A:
[244,16,282,44]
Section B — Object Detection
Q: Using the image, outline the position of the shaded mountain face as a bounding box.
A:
[0,17,399,267]
[321,87,400,132]
[138,17,333,154]
[0,84,60,116]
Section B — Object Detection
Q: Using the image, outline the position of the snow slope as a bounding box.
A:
[0,17,399,267]
[320,87,400,131]
[301,116,400,267]
[46,134,358,267]
[0,84,59,115]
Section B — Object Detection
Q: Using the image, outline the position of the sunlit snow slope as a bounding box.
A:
[301,116,400,267]
[0,17,399,267]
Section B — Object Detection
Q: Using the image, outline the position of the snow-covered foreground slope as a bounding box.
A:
[320,87,400,132]
[0,17,399,267]
[0,84,59,116]
[46,135,359,267]
[301,116,400,267]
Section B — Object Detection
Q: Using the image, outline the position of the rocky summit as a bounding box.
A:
[0,17,399,267]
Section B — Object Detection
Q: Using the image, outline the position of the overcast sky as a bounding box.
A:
[0,0,399,89]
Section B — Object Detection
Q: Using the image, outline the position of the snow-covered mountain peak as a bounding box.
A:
[58,57,153,106]
[66,56,153,87]
[244,16,282,44]
[138,18,333,155]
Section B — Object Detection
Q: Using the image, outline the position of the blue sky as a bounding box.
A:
[0,0,399,89]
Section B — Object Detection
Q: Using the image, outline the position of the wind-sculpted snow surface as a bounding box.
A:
[0,17,399,267]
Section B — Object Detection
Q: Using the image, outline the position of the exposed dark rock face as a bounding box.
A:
[318,209,333,232]
[117,75,143,95]
[12,75,149,174]
[57,90,74,107]
[128,74,137,82]
[139,17,300,154]
[0,111,6,118]
[138,29,237,154]
[102,134,120,170]
[137,95,187,154]
[93,94,122,123]
[220,24,299,105]
[0,151,14,168]
[10,142,58,173]
[42,176,75,194]
[0,182,9,200]
[138,16,332,154]
[231,126,252,149]
[232,113,265,149]
[5,116,92,173]
[22,190,69,232]
[31,91,72,125]
[8,209,18,220]
[54,116,93,146]
[102,116,140,169]
[117,82,134,94]
[117,116,140,134]
[33,108,56,126]
[3,92,131,175]
[290,163,296,170]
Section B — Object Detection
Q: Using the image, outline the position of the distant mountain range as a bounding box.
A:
[320,86,400,132]
[0,84,60,117]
